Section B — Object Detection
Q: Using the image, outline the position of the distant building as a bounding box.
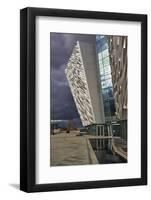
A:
[50,120,67,130]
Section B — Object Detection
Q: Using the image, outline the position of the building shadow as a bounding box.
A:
[9,183,19,190]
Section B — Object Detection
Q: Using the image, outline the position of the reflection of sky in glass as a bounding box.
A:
[96,35,116,119]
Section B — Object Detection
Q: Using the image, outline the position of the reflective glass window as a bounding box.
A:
[98,52,102,60]
[100,69,104,76]
[103,57,110,66]
[101,43,108,51]
[104,73,111,80]
[102,49,108,59]
[101,81,106,89]
[96,35,116,120]
[105,79,112,88]
[103,67,111,75]
[107,87,113,98]
[102,89,108,100]
[109,99,116,115]
[99,61,104,69]
[104,101,110,113]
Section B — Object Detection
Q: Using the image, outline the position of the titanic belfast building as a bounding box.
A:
[65,35,127,140]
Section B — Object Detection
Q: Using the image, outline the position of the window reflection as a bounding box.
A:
[103,57,110,66]
[96,35,116,120]
[102,49,108,59]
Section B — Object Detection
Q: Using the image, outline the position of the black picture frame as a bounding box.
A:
[20,7,147,192]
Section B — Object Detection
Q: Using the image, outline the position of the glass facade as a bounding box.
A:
[96,35,116,122]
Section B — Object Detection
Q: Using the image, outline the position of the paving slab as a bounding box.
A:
[50,132,98,166]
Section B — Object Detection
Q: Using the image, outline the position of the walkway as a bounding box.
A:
[50,132,98,166]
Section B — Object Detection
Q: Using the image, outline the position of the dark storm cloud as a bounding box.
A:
[50,32,96,126]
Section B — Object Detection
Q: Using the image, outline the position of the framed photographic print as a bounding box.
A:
[20,7,147,192]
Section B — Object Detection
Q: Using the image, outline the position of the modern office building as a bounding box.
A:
[96,35,127,139]
[108,36,128,139]
[65,41,105,127]
[108,36,127,120]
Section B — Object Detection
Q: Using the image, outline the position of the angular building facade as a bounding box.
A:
[65,36,127,140]
[65,41,105,127]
